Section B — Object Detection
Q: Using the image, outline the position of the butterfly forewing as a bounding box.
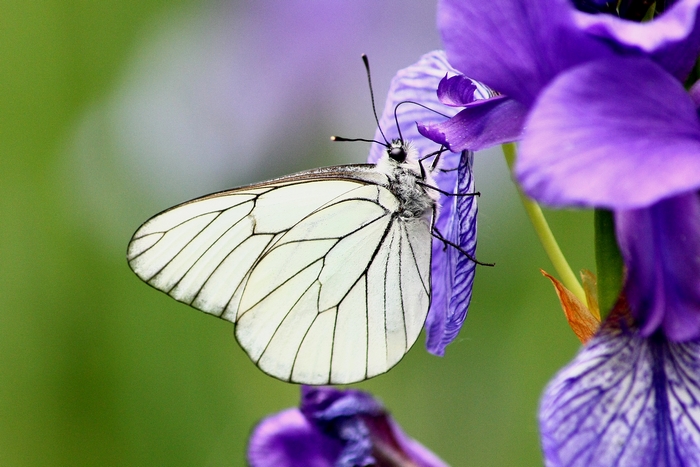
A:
[127,165,433,384]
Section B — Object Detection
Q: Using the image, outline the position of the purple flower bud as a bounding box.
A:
[248,386,449,467]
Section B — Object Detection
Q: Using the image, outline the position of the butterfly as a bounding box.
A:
[126,136,451,385]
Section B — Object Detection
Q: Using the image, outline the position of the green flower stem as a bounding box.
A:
[502,143,587,305]
[594,209,623,319]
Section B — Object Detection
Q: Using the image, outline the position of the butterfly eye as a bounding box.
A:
[388,146,407,162]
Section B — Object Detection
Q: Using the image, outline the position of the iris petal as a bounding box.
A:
[517,57,700,209]
[248,409,341,467]
[249,387,449,467]
[425,151,477,356]
[572,0,700,79]
[368,50,463,165]
[436,74,478,107]
[418,94,526,151]
[540,327,700,466]
[437,0,611,106]
[616,192,700,341]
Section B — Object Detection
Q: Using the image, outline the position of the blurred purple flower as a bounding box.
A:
[248,386,449,467]
[426,0,700,340]
[540,302,700,467]
[367,51,491,356]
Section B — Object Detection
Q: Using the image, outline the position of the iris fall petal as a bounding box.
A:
[437,0,612,106]
[540,323,700,467]
[517,57,700,209]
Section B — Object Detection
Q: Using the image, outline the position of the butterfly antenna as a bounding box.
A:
[362,54,389,146]
[394,100,451,121]
[330,136,386,146]
[393,100,451,146]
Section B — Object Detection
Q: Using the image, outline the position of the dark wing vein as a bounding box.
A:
[315,213,396,313]
[164,208,255,294]
[384,227,396,365]
[236,250,334,321]
[254,277,320,369]
[403,220,430,296]
[398,226,407,352]
[208,234,277,317]
[143,210,223,281]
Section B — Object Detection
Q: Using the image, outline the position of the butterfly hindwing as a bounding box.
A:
[127,165,432,384]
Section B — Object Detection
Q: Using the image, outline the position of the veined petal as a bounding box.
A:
[518,57,700,209]
[437,0,612,106]
[369,51,487,356]
[540,321,700,466]
[573,0,700,79]
[418,94,526,151]
[616,192,700,341]
[425,151,478,356]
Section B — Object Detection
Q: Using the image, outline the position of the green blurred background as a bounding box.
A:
[0,1,593,465]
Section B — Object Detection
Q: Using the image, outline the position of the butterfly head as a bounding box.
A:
[387,140,408,163]
[386,139,419,164]
[377,139,430,191]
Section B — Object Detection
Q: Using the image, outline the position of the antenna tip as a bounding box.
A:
[330,136,337,141]
[362,54,369,64]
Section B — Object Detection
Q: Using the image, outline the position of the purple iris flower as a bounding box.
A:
[419,0,700,464]
[247,386,449,467]
[421,0,700,341]
[367,51,492,356]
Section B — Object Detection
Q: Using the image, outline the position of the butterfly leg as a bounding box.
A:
[430,227,495,267]
[417,182,480,198]
[417,146,449,179]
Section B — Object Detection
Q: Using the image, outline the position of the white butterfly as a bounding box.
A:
[127,139,441,384]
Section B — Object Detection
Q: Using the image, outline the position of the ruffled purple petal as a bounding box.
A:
[418,94,527,151]
[540,326,700,466]
[616,192,700,341]
[425,152,478,356]
[252,387,449,467]
[301,387,380,467]
[436,74,478,107]
[517,57,700,209]
[437,0,612,106]
[573,0,700,79]
[300,386,382,422]
[247,409,341,467]
[368,51,488,355]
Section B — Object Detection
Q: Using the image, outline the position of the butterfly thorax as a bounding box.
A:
[376,140,436,221]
